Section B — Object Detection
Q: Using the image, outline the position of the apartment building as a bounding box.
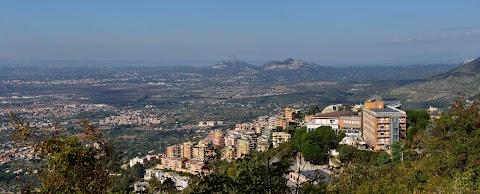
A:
[166,144,183,158]
[285,107,301,123]
[362,100,407,150]
[272,131,291,148]
[182,141,194,159]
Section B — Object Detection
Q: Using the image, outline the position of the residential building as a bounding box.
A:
[192,146,205,161]
[182,141,194,159]
[272,132,291,148]
[236,138,251,158]
[285,107,301,123]
[222,146,236,161]
[129,157,146,167]
[166,144,183,158]
[362,100,407,150]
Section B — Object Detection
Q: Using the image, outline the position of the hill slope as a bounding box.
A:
[262,58,319,70]
[211,59,260,70]
[390,57,480,103]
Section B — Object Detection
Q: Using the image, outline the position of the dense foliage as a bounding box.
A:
[291,126,344,164]
[10,114,120,193]
[187,143,293,194]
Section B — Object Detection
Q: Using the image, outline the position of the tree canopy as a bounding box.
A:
[10,114,120,193]
[292,126,344,164]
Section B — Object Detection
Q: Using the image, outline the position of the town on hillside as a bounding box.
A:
[127,96,439,192]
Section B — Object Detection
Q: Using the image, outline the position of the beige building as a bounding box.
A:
[272,132,291,148]
[362,100,407,150]
[338,115,362,136]
[236,139,251,158]
[192,146,206,161]
[166,144,182,158]
[222,146,236,162]
[285,107,301,123]
[182,141,194,159]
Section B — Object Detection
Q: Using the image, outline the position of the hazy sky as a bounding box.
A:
[1,1,479,65]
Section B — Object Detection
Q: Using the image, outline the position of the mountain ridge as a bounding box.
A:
[390,57,480,103]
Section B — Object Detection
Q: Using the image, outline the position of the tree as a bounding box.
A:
[283,125,296,134]
[307,105,321,115]
[275,126,284,132]
[191,151,291,193]
[292,126,342,164]
[161,178,177,193]
[299,182,327,194]
[147,176,163,193]
[10,113,120,193]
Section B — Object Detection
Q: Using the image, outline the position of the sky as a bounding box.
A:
[1,1,480,65]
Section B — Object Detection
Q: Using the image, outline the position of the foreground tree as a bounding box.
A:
[10,113,120,193]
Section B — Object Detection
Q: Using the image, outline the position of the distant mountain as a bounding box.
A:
[262,58,319,70]
[390,57,480,103]
[210,59,259,70]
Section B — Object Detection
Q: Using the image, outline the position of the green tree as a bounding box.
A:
[10,114,120,193]
[161,178,177,193]
[307,105,321,115]
[299,182,327,194]
[147,176,163,193]
[292,126,342,164]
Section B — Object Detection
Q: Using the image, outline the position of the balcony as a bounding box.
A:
[377,128,390,131]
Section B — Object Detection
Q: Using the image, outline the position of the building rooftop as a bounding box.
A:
[369,108,400,113]
[313,111,357,118]
[299,169,330,183]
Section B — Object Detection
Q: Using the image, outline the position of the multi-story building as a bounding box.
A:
[225,134,240,147]
[209,131,225,146]
[272,132,291,148]
[306,111,358,132]
[222,146,236,161]
[285,107,301,123]
[166,144,183,158]
[362,100,407,150]
[236,138,251,158]
[338,115,362,136]
[192,145,206,161]
[182,141,194,159]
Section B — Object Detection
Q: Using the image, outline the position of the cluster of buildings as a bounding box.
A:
[99,109,162,126]
[0,142,38,167]
[156,97,407,185]
[0,103,111,130]
[140,169,190,191]
[197,120,224,127]
[305,97,407,151]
